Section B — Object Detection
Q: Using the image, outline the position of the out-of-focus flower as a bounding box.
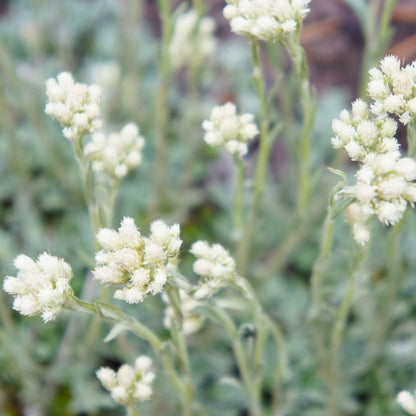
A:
[163,290,205,335]
[97,356,155,406]
[45,72,102,141]
[84,123,145,179]
[169,9,216,69]
[202,102,259,158]
[223,0,310,41]
[190,241,236,298]
[397,390,416,416]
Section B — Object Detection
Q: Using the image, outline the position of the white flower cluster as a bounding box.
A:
[163,290,204,335]
[190,241,236,298]
[368,55,416,124]
[45,72,102,141]
[331,86,416,245]
[93,217,182,303]
[169,9,216,69]
[84,123,145,179]
[202,102,259,158]
[3,253,73,322]
[397,390,416,416]
[223,0,310,41]
[96,356,155,406]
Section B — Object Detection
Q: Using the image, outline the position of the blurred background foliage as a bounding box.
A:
[1,0,416,415]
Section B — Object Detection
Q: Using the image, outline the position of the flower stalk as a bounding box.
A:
[284,36,316,217]
[154,0,173,211]
[68,295,194,415]
[237,39,271,269]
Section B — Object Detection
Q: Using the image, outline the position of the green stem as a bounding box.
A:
[162,284,194,416]
[359,0,398,96]
[67,295,194,411]
[233,338,262,416]
[365,222,403,413]
[407,120,416,158]
[234,277,288,413]
[192,0,204,13]
[237,39,271,269]
[310,210,335,318]
[153,0,172,212]
[328,247,364,416]
[379,0,398,38]
[127,405,140,416]
[233,157,245,240]
[284,37,316,217]
[72,139,100,234]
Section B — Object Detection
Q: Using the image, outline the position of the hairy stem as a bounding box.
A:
[237,39,271,269]
[407,119,416,159]
[153,0,172,213]
[284,37,316,217]
[233,157,246,241]
[68,296,194,413]
[328,247,365,415]
[165,284,194,416]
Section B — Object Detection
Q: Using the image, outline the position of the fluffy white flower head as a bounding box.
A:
[93,217,182,303]
[368,56,416,124]
[97,356,155,406]
[331,72,416,245]
[202,102,259,158]
[84,123,145,179]
[191,241,236,298]
[3,253,73,322]
[45,72,102,141]
[224,0,310,41]
[170,9,216,69]
[397,390,416,415]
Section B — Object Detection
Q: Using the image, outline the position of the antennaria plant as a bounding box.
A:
[2,1,416,415]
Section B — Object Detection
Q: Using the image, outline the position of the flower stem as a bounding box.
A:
[127,405,140,416]
[165,283,194,416]
[67,295,193,412]
[359,0,398,96]
[310,210,335,318]
[284,37,316,217]
[233,338,262,416]
[234,277,288,413]
[237,39,271,270]
[233,157,245,241]
[407,119,416,158]
[153,0,172,213]
[328,246,365,415]
[72,138,100,234]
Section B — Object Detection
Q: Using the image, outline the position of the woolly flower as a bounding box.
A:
[169,9,216,69]
[3,253,73,322]
[163,290,205,335]
[96,356,155,406]
[368,55,416,124]
[331,98,399,161]
[397,390,416,415]
[202,102,259,157]
[45,72,102,141]
[93,217,182,303]
[190,241,236,298]
[84,123,145,179]
[332,98,416,244]
[223,0,310,41]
